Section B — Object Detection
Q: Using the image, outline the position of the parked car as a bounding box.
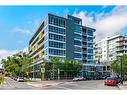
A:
[102,75,111,80]
[17,77,24,82]
[73,76,86,81]
[104,77,120,86]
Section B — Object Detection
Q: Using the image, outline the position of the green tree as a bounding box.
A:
[44,57,82,80]
[2,52,33,77]
[111,54,127,76]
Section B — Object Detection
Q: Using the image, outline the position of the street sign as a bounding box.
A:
[41,68,45,73]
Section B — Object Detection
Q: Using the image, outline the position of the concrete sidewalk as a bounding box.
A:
[118,81,127,90]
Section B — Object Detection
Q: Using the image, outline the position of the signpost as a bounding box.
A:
[41,64,45,81]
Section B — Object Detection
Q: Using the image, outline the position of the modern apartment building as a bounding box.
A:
[95,34,127,64]
[28,13,95,78]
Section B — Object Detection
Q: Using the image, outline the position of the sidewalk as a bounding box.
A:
[118,81,127,90]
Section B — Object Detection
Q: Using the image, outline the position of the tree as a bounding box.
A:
[2,52,33,77]
[43,56,82,80]
[111,54,127,76]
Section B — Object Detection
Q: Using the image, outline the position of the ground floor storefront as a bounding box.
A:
[28,63,111,80]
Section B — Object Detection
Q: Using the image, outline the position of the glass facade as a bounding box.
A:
[49,15,65,27]
[74,25,82,33]
[49,25,65,35]
[49,41,65,49]
[87,29,93,36]
[29,13,95,66]
[88,49,93,53]
[49,33,65,42]
[74,34,81,40]
[49,48,65,56]
[74,53,82,58]
[74,40,81,46]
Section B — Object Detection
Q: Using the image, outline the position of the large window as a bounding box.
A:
[74,40,81,46]
[74,46,82,52]
[49,16,65,27]
[74,53,81,58]
[74,25,82,33]
[74,34,81,40]
[88,29,93,36]
[88,55,93,59]
[88,49,93,53]
[49,25,65,35]
[88,43,93,48]
[49,33,65,42]
[87,37,93,42]
[49,41,65,49]
[49,48,65,56]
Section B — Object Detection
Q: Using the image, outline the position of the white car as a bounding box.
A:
[73,76,85,81]
[17,77,24,82]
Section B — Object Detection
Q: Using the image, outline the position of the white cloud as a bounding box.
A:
[13,27,32,35]
[0,49,18,62]
[0,48,28,63]
[73,6,127,41]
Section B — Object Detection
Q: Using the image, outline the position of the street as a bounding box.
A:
[0,77,120,90]
[0,77,38,89]
[41,80,120,90]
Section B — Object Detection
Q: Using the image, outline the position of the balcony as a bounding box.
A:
[116,47,127,52]
[82,44,87,47]
[82,38,87,42]
[82,51,87,54]
[116,43,127,47]
[82,57,87,60]
[117,38,127,42]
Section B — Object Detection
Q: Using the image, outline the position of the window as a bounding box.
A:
[74,40,81,46]
[88,43,93,48]
[74,46,82,52]
[49,15,65,27]
[49,25,65,35]
[49,41,65,49]
[74,25,82,33]
[88,49,93,53]
[49,33,65,42]
[49,48,65,56]
[88,55,93,59]
[88,29,93,36]
[74,53,81,58]
[87,37,93,42]
[74,34,81,40]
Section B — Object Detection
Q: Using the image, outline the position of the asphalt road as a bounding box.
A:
[42,80,120,90]
[0,77,120,90]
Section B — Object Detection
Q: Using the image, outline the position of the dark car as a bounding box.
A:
[104,77,119,86]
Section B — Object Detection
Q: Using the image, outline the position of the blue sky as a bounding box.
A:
[0,6,114,50]
[0,6,127,61]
